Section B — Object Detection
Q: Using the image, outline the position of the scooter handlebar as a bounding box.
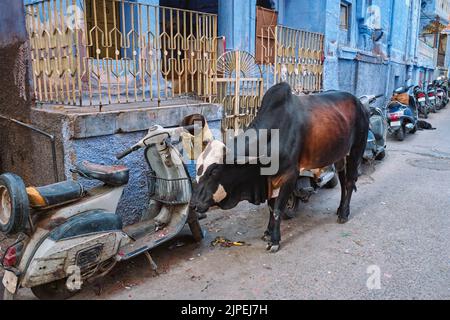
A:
[117,124,203,160]
[116,145,141,160]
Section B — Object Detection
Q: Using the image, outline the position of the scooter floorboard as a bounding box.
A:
[124,220,157,239]
[120,206,189,260]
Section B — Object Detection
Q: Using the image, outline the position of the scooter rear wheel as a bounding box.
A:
[421,108,428,119]
[31,279,79,300]
[0,281,15,300]
[395,127,405,141]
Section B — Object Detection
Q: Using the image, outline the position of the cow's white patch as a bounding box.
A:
[196,140,226,182]
[271,188,280,199]
[213,184,227,203]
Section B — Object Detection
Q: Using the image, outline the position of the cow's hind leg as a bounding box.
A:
[337,140,366,224]
[266,174,297,253]
[262,199,276,242]
[335,159,347,217]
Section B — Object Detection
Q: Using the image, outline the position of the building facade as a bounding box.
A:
[420,0,450,77]
[20,0,445,95]
[1,0,448,224]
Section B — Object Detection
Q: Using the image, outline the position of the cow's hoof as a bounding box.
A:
[337,216,349,224]
[266,243,280,253]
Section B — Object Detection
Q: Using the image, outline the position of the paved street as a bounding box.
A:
[6,107,450,300]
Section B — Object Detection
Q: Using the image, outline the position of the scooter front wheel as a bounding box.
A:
[375,150,386,160]
[282,194,300,220]
[324,174,339,189]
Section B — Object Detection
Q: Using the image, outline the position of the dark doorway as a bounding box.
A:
[159,0,218,14]
[157,0,218,95]
[257,0,276,10]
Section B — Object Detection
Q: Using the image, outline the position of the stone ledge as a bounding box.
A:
[32,103,223,139]
[338,46,389,65]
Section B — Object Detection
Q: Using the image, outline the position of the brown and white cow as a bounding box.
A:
[190,82,369,252]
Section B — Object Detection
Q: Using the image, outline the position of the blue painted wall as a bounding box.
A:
[218,0,256,54]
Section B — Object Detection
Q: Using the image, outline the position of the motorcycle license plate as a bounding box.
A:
[438,93,444,96]
[429,96,435,100]
[2,270,18,294]
[391,121,401,127]
[418,98,426,102]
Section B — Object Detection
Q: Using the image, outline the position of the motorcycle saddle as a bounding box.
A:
[74,161,129,186]
[27,181,84,209]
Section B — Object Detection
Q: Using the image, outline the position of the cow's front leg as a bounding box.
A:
[266,176,297,253]
[262,199,276,242]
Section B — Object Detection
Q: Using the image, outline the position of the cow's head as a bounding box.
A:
[191,140,228,213]
[191,140,267,213]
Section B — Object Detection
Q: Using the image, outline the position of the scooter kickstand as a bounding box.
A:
[144,251,158,273]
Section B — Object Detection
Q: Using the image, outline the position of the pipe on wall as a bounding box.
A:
[384,0,396,97]
[0,115,59,183]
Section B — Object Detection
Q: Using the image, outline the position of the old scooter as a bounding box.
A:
[387,86,418,141]
[360,94,388,161]
[0,124,204,300]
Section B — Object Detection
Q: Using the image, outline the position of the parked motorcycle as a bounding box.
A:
[426,82,438,113]
[436,76,449,97]
[413,85,430,118]
[283,166,338,219]
[434,79,448,109]
[387,86,418,141]
[0,124,204,300]
[360,94,388,161]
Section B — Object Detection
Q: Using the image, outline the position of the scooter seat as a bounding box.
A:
[27,181,84,209]
[75,161,129,186]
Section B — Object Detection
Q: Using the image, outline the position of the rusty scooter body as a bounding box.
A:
[0,124,204,300]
